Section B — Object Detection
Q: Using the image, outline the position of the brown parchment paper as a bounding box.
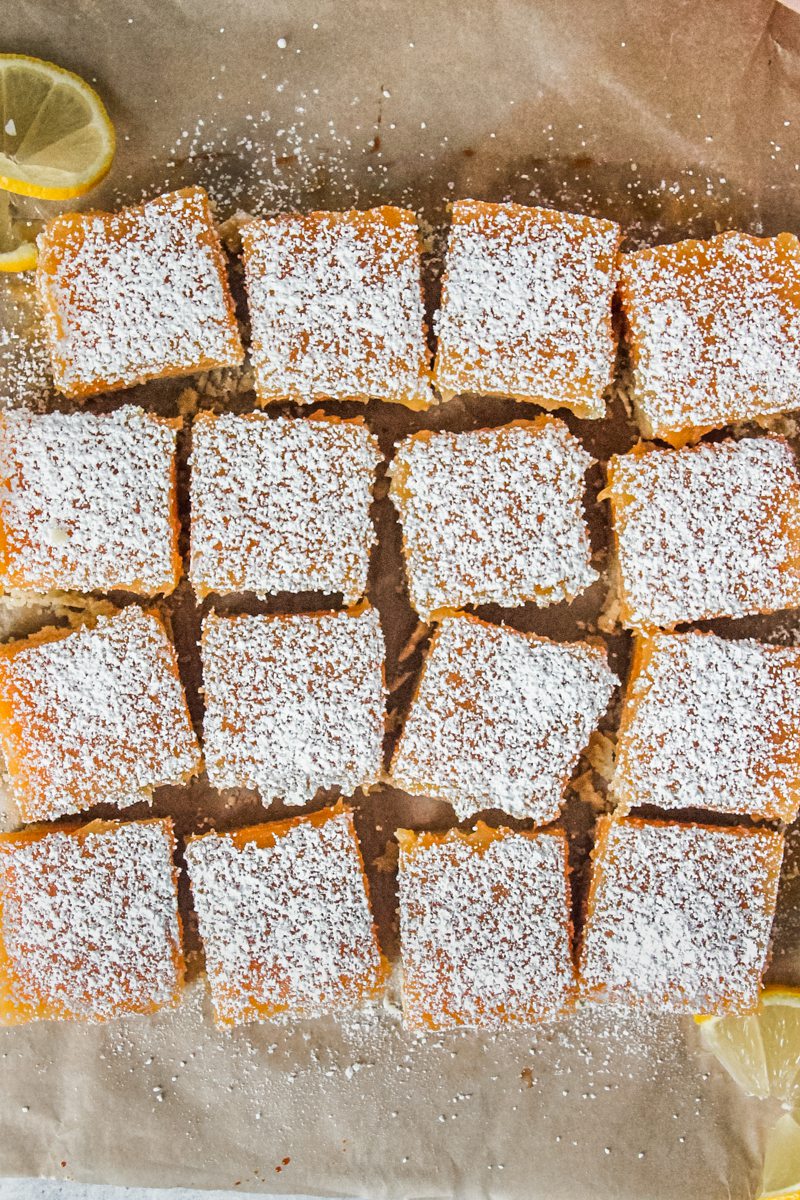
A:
[3,1,800,1196]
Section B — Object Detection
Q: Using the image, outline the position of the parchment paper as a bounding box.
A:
[2,1,800,1196]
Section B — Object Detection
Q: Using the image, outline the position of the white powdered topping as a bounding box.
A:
[389,418,597,618]
[391,616,618,822]
[189,413,380,603]
[613,631,800,821]
[0,406,179,596]
[398,830,573,1030]
[201,606,386,806]
[36,187,242,397]
[0,607,201,822]
[0,821,182,1021]
[185,808,384,1025]
[609,437,800,629]
[242,207,432,405]
[433,201,620,414]
[580,819,784,1014]
[620,232,800,439]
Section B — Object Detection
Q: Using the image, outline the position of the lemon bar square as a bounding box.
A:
[397,823,575,1031]
[619,232,800,447]
[606,436,800,630]
[189,411,380,603]
[185,803,387,1027]
[432,200,621,417]
[578,817,784,1015]
[241,206,433,408]
[612,630,800,823]
[0,817,184,1024]
[390,614,617,823]
[0,406,181,597]
[201,605,386,807]
[36,186,243,399]
[0,606,202,823]
[389,416,597,619]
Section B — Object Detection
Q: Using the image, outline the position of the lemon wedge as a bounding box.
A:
[697,987,800,1197]
[0,54,114,200]
[761,1109,800,1199]
[0,190,40,272]
[0,238,37,273]
[696,987,800,1104]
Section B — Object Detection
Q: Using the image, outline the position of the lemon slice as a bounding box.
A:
[697,987,800,1104]
[697,988,800,1198]
[761,1109,800,1199]
[0,54,114,200]
[0,190,40,272]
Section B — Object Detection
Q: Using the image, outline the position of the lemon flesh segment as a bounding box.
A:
[697,989,800,1106]
[761,1109,800,1198]
[698,1010,771,1098]
[0,54,114,199]
[0,192,40,272]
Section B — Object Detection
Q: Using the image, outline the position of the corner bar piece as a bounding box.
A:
[0,818,184,1024]
[36,186,243,399]
[579,816,784,1015]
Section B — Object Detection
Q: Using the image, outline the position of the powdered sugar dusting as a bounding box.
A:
[36,187,243,399]
[0,277,52,410]
[612,631,800,821]
[0,607,202,823]
[201,606,386,807]
[620,232,800,442]
[242,207,432,407]
[189,412,380,603]
[0,819,183,1022]
[579,818,784,1015]
[185,807,385,1026]
[433,201,620,416]
[391,615,618,822]
[0,406,180,596]
[389,418,597,618]
[398,827,574,1030]
[608,436,800,629]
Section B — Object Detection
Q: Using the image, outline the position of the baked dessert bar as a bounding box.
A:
[0,606,201,823]
[0,818,184,1024]
[0,406,181,597]
[389,416,597,619]
[612,630,800,822]
[619,231,800,446]
[432,200,621,417]
[36,186,243,399]
[185,803,387,1027]
[606,436,800,630]
[390,614,617,822]
[397,823,575,1030]
[578,816,784,1015]
[201,605,386,807]
[189,411,380,603]
[242,206,432,407]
